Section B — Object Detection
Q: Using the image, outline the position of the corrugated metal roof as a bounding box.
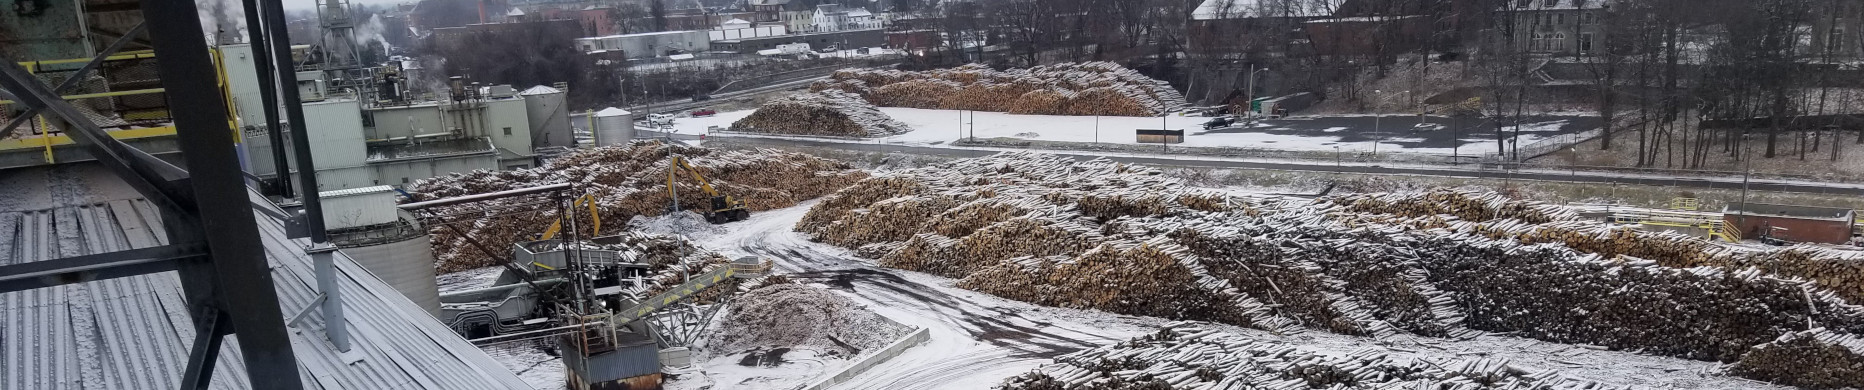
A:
[0,188,533,389]
[520,85,562,96]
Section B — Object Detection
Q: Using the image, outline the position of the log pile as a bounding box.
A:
[1000,325,1611,390]
[1731,329,1864,389]
[728,90,911,137]
[408,141,865,271]
[797,151,1864,388]
[812,62,1187,116]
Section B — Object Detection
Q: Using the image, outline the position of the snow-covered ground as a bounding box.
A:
[668,108,1583,155]
[464,198,1798,390]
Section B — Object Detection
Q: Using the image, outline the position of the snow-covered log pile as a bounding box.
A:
[728,90,911,137]
[812,62,1187,116]
[1731,329,1864,388]
[408,141,866,271]
[999,324,1611,390]
[706,283,913,358]
[795,152,1864,386]
[1324,192,1864,306]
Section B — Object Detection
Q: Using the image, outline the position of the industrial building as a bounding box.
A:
[711,28,885,53]
[0,0,534,387]
[575,31,713,59]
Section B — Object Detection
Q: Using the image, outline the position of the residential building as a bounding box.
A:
[1495,0,1610,56]
[813,4,851,32]
[1809,0,1864,61]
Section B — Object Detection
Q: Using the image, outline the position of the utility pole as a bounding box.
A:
[1738,132,1753,232]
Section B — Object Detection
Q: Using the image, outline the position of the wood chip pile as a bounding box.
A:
[795,152,1864,386]
[707,283,913,358]
[728,90,911,137]
[811,62,1187,116]
[1000,324,1616,390]
[408,141,866,272]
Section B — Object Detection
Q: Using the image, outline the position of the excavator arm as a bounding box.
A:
[665,155,750,223]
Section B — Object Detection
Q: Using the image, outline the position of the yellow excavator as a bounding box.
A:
[667,155,750,224]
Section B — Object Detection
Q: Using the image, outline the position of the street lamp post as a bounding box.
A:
[1372,89,1383,155]
[1246,66,1269,121]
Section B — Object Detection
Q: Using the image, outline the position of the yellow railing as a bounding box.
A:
[3,48,239,163]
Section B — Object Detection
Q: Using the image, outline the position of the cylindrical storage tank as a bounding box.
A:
[594,107,633,147]
[339,232,442,316]
[521,85,573,148]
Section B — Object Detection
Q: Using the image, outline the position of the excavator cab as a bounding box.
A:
[668,155,751,224]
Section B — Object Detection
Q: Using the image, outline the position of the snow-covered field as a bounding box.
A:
[667,108,1584,155]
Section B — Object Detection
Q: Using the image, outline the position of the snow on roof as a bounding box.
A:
[596,107,631,117]
[0,173,531,389]
[1193,0,1339,20]
[668,54,696,60]
[507,8,524,16]
[520,85,562,95]
[1304,15,1422,23]
[751,0,791,4]
[1504,0,1606,11]
[847,8,873,17]
[723,18,750,24]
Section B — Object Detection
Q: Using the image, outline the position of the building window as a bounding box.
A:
[1579,33,1594,53]
[1544,0,1557,7]
[1555,13,1564,25]
[503,127,512,136]
[401,177,409,184]
[1830,25,1846,53]
[1553,33,1566,51]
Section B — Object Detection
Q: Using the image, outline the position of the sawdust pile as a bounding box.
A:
[812,62,1187,117]
[707,283,913,358]
[407,141,866,272]
[795,152,1864,387]
[728,90,912,137]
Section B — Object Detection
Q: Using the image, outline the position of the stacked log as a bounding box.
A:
[729,90,911,137]
[408,141,865,271]
[1001,325,1611,390]
[797,151,1864,387]
[815,62,1187,116]
[1731,329,1864,388]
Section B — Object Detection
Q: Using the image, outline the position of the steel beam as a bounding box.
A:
[142,0,305,388]
[0,243,204,294]
[0,22,149,140]
[259,0,325,242]
[239,0,294,198]
[178,306,228,390]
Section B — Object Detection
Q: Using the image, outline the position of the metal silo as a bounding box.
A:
[521,85,573,148]
[594,107,634,146]
[322,186,442,315]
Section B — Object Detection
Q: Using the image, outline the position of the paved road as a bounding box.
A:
[684,133,1864,196]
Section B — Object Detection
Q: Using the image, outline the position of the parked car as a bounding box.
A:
[691,109,717,117]
[646,113,674,126]
[1202,116,1237,130]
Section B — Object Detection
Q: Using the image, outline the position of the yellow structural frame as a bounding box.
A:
[1,48,240,162]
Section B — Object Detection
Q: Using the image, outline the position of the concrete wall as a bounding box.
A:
[303,99,369,170]
[802,326,929,390]
[219,44,269,131]
[365,103,448,141]
[482,98,535,166]
[370,154,497,186]
[339,234,441,315]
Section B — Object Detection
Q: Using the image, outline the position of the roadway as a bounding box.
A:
[674,132,1864,197]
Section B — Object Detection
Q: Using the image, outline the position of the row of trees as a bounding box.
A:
[894,0,1864,167]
